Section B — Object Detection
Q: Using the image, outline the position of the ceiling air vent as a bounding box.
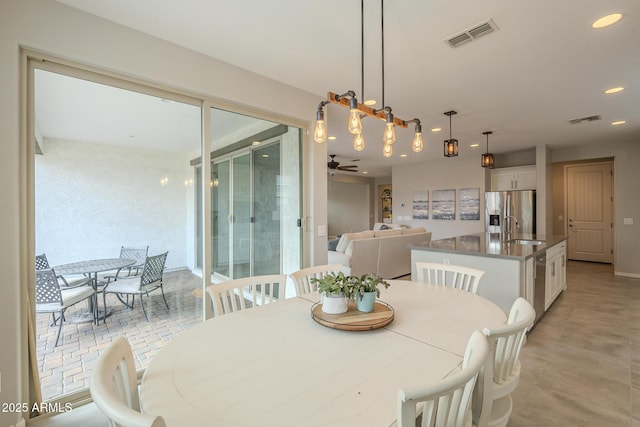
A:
[445,19,499,48]
[568,115,601,125]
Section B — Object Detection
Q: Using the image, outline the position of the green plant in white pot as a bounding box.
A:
[311,272,350,314]
[352,273,390,313]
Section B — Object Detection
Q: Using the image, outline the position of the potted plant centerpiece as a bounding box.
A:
[352,273,390,313]
[312,272,351,314]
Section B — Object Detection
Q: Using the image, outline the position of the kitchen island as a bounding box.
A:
[411,233,568,321]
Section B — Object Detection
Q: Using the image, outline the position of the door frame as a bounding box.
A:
[563,159,614,263]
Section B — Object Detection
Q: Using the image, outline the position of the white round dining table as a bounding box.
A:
[139,280,505,427]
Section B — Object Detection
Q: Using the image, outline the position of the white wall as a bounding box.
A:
[392,156,487,240]
[327,180,370,236]
[35,139,190,270]
[0,1,323,424]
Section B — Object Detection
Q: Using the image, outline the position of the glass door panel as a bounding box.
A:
[253,142,281,276]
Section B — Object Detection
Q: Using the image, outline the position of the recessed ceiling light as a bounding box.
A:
[604,86,624,94]
[364,99,377,106]
[362,171,368,174]
[470,143,480,148]
[328,136,337,140]
[400,154,408,158]
[431,127,442,132]
[251,141,261,145]
[592,13,622,29]
[261,154,269,157]
[611,120,626,126]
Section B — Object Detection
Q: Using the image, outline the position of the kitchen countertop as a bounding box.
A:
[411,233,568,260]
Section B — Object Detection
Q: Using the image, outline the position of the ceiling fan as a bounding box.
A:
[328,154,358,174]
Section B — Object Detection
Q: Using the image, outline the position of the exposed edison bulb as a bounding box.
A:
[348,110,362,135]
[313,119,327,143]
[383,122,396,145]
[412,132,424,153]
[353,132,365,151]
[383,143,393,158]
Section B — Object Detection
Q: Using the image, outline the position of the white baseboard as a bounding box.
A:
[614,271,640,279]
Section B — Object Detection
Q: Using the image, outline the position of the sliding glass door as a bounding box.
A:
[199,107,302,285]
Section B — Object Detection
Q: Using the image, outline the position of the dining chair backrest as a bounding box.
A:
[472,297,536,427]
[35,253,50,271]
[397,330,489,427]
[35,268,62,307]
[415,262,485,295]
[289,264,346,296]
[140,252,168,288]
[90,337,166,427]
[205,274,287,318]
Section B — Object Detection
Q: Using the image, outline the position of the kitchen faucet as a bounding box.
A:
[504,215,520,238]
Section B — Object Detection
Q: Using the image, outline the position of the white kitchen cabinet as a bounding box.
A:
[491,165,537,191]
[545,241,567,310]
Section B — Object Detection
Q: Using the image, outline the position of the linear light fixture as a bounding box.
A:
[313,0,421,157]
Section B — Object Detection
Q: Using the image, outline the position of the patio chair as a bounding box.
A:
[205,274,287,318]
[91,336,166,427]
[35,268,96,347]
[36,253,92,288]
[100,246,149,282]
[102,252,169,321]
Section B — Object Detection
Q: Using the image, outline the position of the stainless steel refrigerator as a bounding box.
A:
[485,190,536,235]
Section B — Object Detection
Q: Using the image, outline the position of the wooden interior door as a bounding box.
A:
[566,162,613,263]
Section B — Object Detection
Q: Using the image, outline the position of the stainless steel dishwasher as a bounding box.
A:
[533,251,546,323]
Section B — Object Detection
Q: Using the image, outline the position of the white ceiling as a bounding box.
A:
[47,0,640,176]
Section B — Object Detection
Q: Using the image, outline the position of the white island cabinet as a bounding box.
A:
[411,233,568,320]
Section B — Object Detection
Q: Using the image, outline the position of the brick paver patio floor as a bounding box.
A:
[35,269,203,401]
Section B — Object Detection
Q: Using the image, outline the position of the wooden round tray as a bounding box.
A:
[311,301,394,331]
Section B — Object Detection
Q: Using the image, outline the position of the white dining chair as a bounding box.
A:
[397,330,489,427]
[289,264,346,296]
[473,297,536,427]
[415,261,486,294]
[205,274,287,318]
[90,336,166,427]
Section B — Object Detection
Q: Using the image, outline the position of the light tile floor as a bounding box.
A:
[510,260,640,426]
[32,261,640,426]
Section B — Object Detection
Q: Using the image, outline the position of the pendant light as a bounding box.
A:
[443,110,459,157]
[312,0,422,157]
[481,131,495,168]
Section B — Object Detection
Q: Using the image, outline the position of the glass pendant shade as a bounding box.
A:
[481,153,495,168]
[383,122,396,145]
[313,119,327,143]
[444,139,458,157]
[383,143,393,157]
[411,124,423,152]
[353,132,365,151]
[348,98,363,134]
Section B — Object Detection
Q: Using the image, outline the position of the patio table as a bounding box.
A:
[55,258,135,325]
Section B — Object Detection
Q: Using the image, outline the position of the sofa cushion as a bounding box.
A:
[335,230,375,252]
[328,250,352,269]
[373,228,403,238]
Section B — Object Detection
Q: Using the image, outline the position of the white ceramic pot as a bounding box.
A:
[321,292,348,314]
